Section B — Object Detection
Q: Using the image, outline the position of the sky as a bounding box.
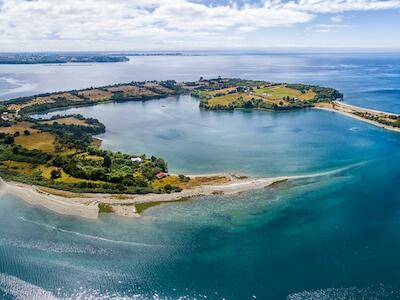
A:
[0,0,399,51]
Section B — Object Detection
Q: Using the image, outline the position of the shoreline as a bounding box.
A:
[314,102,400,133]
[0,174,297,219]
[0,178,99,219]
[0,164,356,219]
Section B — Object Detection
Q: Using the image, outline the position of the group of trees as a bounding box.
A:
[0,138,50,164]
[353,112,400,128]
[57,153,167,184]
[33,117,105,149]
[199,95,313,111]
[0,133,15,145]
[286,84,343,102]
[0,118,11,127]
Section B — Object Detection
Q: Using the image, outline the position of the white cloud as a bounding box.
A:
[313,23,348,33]
[238,26,257,32]
[0,0,399,50]
[283,0,400,13]
[330,15,344,23]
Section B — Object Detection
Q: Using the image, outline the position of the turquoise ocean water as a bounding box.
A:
[0,53,400,299]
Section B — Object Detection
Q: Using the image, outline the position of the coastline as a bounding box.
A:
[0,178,99,219]
[1,79,397,220]
[0,164,356,219]
[0,174,295,219]
[314,102,400,133]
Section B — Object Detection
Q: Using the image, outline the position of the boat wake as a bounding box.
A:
[17,216,165,248]
[0,273,56,300]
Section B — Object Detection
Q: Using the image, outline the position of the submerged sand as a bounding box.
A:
[0,175,286,219]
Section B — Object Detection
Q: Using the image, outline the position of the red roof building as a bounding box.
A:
[156,172,168,179]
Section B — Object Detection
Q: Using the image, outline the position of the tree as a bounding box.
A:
[12,146,19,154]
[103,155,112,168]
[50,169,61,180]
[13,131,20,137]
[52,156,64,167]
[3,135,14,144]
[164,184,173,193]
[155,158,167,172]
[178,174,190,182]
[24,130,30,136]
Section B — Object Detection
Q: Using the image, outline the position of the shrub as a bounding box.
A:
[3,135,14,144]
[98,203,114,213]
[50,169,62,180]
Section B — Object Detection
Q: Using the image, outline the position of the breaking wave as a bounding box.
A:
[17,217,165,248]
[0,77,36,98]
[287,285,400,300]
[0,273,56,300]
[0,236,108,255]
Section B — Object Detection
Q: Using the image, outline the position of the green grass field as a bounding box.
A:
[253,85,316,101]
[205,84,316,107]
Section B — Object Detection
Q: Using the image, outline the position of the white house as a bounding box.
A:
[131,157,142,164]
[1,112,16,121]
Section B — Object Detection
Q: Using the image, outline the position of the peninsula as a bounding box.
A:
[0,53,129,64]
[0,78,398,218]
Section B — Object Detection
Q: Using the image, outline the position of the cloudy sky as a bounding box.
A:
[0,0,399,51]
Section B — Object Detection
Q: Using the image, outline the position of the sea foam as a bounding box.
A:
[0,273,56,300]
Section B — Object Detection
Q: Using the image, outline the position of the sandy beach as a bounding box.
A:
[0,178,99,219]
[0,174,301,219]
[314,101,400,133]
[0,164,355,219]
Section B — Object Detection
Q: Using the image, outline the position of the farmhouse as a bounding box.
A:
[1,112,16,121]
[156,172,168,179]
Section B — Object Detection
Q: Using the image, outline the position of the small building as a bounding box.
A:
[1,112,15,121]
[156,172,168,179]
[131,157,142,164]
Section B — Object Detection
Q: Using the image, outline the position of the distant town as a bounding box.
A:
[0,53,131,64]
[0,52,191,64]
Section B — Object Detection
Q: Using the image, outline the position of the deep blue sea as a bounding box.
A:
[1,53,400,299]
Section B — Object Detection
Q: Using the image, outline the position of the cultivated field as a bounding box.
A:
[205,84,316,108]
[106,85,158,97]
[15,131,57,154]
[78,89,113,101]
[0,122,39,134]
[40,117,91,127]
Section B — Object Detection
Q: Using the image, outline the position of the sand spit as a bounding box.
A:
[0,165,357,219]
[314,101,400,133]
